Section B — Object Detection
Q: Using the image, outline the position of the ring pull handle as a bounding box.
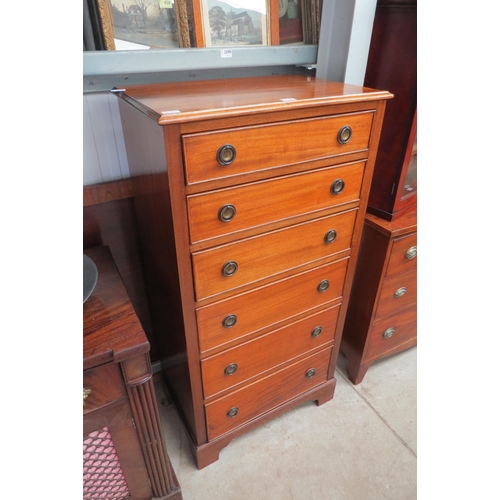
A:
[305,368,316,378]
[394,287,407,298]
[337,126,352,144]
[383,327,396,339]
[224,363,238,376]
[217,144,236,165]
[222,261,238,277]
[330,179,345,195]
[218,204,236,223]
[222,314,237,329]
[83,388,91,407]
[406,246,417,259]
[324,229,337,244]
[311,326,322,338]
[317,280,329,293]
[227,407,239,418]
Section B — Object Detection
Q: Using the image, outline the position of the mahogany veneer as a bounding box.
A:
[341,208,417,384]
[83,246,182,500]
[115,75,392,468]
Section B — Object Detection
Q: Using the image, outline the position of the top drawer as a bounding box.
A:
[386,232,417,278]
[182,112,374,185]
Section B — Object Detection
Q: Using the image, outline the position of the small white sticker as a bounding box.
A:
[221,49,233,58]
[161,110,181,115]
[280,98,297,102]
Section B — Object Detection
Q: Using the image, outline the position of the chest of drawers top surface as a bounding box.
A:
[83,246,150,371]
[116,75,392,125]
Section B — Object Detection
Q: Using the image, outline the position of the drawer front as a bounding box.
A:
[366,306,417,361]
[187,162,365,244]
[183,112,373,185]
[205,347,332,440]
[375,268,417,321]
[201,305,340,398]
[385,232,417,278]
[83,363,127,414]
[197,258,349,352]
[192,209,357,300]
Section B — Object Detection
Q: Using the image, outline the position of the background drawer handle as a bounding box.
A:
[217,144,236,165]
[305,368,316,378]
[337,125,352,144]
[324,229,337,244]
[330,179,345,195]
[383,327,396,339]
[227,407,239,418]
[311,326,323,337]
[317,280,329,292]
[218,204,236,222]
[83,388,91,406]
[224,363,238,376]
[222,261,238,277]
[222,314,237,328]
[394,287,407,298]
[405,246,417,259]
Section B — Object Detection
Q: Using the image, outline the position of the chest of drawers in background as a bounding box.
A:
[341,208,417,384]
[116,75,392,468]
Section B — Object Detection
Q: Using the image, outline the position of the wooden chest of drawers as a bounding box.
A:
[116,75,392,468]
[341,208,417,384]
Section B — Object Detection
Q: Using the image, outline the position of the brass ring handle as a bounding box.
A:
[311,326,322,338]
[338,126,352,144]
[222,261,238,277]
[317,280,330,293]
[218,204,236,223]
[383,327,396,339]
[227,407,239,418]
[222,314,237,328]
[394,287,407,298]
[305,368,316,378]
[330,179,345,195]
[324,229,337,244]
[83,388,91,406]
[224,363,238,376]
[406,246,417,259]
[217,144,236,165]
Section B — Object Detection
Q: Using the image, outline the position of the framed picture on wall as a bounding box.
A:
[200,0,269,47]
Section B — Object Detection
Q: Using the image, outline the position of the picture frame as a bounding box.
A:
[96,0,192,50]
[200,0,269,47]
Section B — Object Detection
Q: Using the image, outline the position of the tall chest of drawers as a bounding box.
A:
[341,208,417,384]
[116,75,392,468]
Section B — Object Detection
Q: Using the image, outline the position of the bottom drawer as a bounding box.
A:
[205,347,332,440]
[366,306,417,361]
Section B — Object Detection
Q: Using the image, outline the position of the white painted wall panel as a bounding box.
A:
[83,92,129,186]
[344,0,377,86]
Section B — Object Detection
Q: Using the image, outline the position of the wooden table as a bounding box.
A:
[83,246,182,500]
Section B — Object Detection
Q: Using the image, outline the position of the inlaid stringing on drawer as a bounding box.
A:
[204,347,332,440]
[187,161,365,245]
[192,209,357,301]
[182,112,374,185]
[201,305,340,398]
[196,258,348,352]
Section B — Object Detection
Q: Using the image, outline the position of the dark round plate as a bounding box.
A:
[83,255,98,303]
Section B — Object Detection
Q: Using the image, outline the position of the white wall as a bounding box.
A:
[83,92,129,186]
[344,0,377,85]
